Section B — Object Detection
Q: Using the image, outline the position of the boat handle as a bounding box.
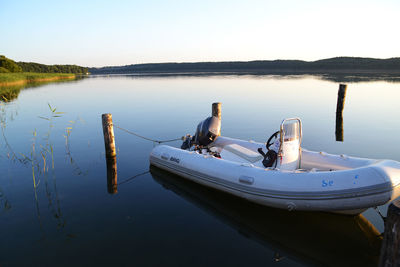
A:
[239,176,254,185]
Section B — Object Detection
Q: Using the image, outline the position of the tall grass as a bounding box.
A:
[0,72,76,84]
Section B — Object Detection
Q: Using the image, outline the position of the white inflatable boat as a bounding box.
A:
[150,117,400,215]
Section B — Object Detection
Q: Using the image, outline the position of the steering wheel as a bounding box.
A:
[266,131,279,150]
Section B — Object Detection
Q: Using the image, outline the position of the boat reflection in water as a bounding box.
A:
[150,166,382,267]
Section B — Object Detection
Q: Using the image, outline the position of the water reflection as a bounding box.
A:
[0,100,28,163]
[91,72,400,84]
[0,187,11,213]
[0,85,22,102]
[335,113,344,142]
[106,156,118,194]
[0,76,86,102]
[320,73,400,83]
[0,102,75,240]
[1,74,398,265]
[151,166,382,267]
[44,171,66,230]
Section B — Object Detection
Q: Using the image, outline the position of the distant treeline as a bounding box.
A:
[89,57,400,74]
[0,55,88,74]
[18,62,88,74]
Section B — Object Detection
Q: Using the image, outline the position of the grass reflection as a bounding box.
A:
[0,188,11,213]
[0,75,86,103]
[0,102,86,238]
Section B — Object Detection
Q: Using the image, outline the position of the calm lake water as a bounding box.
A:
[1,74,399,266]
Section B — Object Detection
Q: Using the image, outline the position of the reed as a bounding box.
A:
[0,72,76,86]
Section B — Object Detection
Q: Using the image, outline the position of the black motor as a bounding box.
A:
[181,116,221,149]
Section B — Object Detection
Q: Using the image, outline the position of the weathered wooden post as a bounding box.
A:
[379,200,400,267]
[212,102,221,120]
[102,113,117,194]
[102,113,116,157]
[335,84,347,142]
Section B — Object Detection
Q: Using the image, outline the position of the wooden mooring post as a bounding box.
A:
[379,200,400,267]
[335,84,347,142]
[102,113,118,194]
[102,113,116,157]
[212,102,221,120]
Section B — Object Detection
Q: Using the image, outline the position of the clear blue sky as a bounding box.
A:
[1,0,399,67]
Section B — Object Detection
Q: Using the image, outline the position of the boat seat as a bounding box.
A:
[223,144,263,163]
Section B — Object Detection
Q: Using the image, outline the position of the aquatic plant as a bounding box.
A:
[0,100,27,163]
[0,100,89,239]
[64,117,87,176]
[0,188,11,213]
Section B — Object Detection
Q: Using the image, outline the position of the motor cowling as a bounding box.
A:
[181,116,221,149]
[194,116,221,146]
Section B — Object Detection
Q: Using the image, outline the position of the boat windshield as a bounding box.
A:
[282,120,301,142]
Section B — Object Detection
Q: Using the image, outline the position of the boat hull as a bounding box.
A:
[150,142,400,215]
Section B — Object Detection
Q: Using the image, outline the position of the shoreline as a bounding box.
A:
[90,69,400,75]
[90,69,400,76]
[0,73,76,87]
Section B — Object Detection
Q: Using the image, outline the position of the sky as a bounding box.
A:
[1,0,399,67]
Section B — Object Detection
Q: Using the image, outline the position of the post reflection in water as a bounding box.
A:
[106,156,118,194]
[150,166,382,267]
[335,113,344,142]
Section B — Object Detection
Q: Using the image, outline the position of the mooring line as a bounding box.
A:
[118,170,150,186]
[114,124,183,144]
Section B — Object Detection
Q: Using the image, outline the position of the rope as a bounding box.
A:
[114,124,183,144]
[118,170,150,185]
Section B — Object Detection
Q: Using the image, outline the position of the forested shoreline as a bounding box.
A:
[2,55,400,77]
[0,55,86,87]
[0,55,88,74]
[89,57,400,74]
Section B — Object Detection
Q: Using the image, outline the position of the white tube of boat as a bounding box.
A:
[150,136,400,215]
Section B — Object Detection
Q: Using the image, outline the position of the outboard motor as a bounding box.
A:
[181,116,221,150]
[194,116,221,146]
